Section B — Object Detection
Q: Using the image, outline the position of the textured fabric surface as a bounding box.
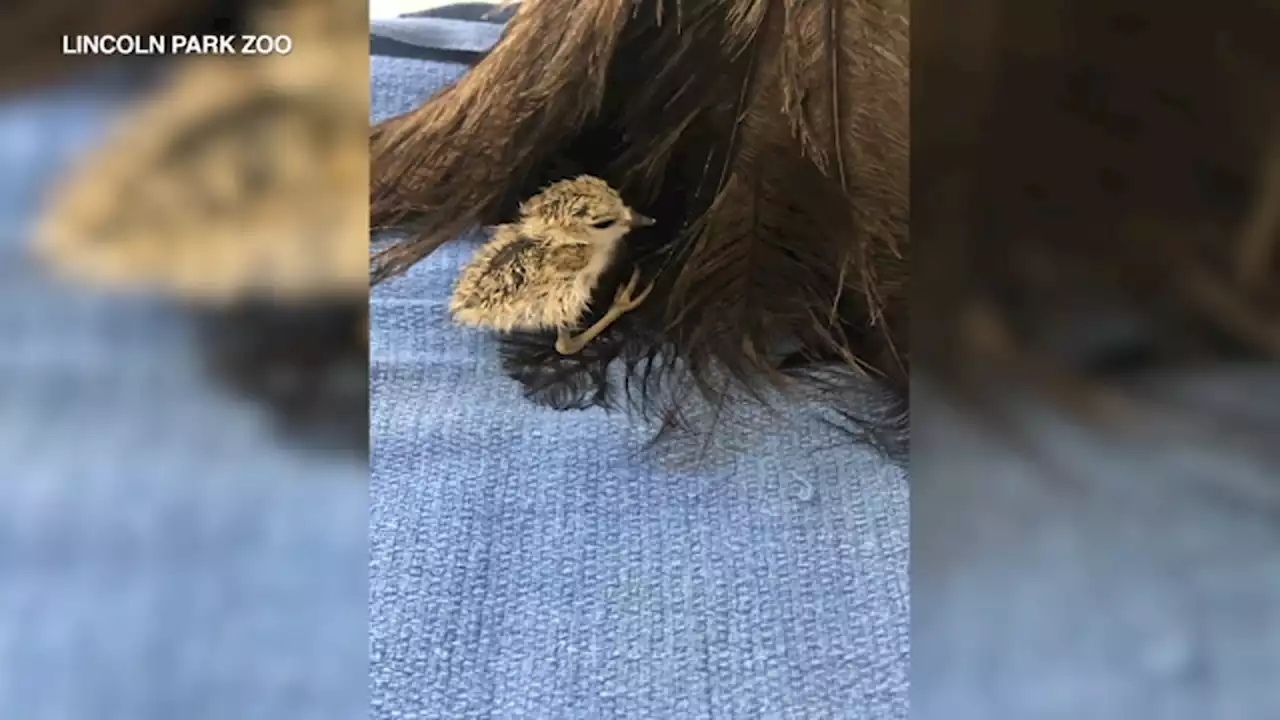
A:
[0,77,367,718]
[914,378,1280,720]
[368,27,910,720]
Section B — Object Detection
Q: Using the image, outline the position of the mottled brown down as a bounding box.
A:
[35,0,369,303]
[451,176,655,354]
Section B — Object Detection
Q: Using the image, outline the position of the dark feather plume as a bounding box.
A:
[915,0,1280,420]
[371,0,909,437]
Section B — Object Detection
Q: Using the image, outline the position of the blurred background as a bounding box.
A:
[0,1,368,717]
[913,2,1280,718]
[371,0,456,16]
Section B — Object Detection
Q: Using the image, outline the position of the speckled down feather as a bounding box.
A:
[450,228,604,331]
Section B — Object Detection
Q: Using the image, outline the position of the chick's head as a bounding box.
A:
[517,175,655,246]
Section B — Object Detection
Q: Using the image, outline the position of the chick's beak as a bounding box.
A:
[630,212,657,228]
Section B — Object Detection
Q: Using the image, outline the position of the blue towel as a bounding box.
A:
[368,24,910,720]
[913,377,1280,720]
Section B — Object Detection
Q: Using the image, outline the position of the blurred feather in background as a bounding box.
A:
[0,0,368,717]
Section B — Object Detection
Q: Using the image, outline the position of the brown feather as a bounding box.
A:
[914,0,1280,425]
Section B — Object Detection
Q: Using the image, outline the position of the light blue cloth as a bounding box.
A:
[368,31,910,720]
[0,77,367,718]
[914,376,1280,720]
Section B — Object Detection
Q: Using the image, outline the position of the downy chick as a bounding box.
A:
[450,175,656,354]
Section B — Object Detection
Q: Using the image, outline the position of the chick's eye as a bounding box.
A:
[591,218,616,229]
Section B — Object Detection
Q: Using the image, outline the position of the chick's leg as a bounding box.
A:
[554,269,655,355]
